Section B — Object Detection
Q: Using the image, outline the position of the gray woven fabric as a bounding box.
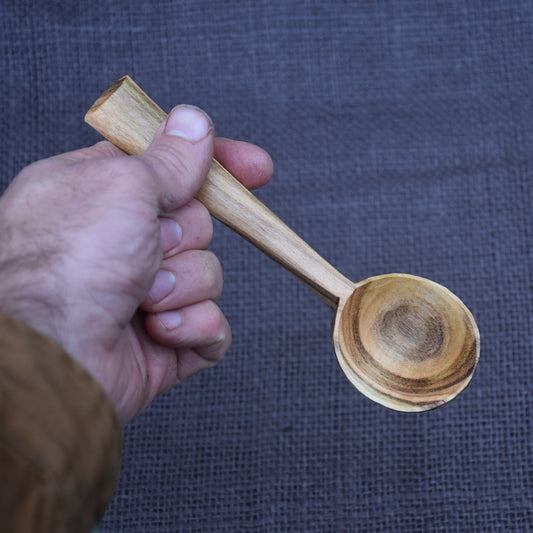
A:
[2,1,532,531]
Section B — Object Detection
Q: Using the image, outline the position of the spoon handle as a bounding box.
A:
[85,76,355,308]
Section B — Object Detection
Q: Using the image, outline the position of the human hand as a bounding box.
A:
[0,105,273,424]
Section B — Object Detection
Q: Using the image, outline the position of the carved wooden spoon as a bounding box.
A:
[85,76,479,412]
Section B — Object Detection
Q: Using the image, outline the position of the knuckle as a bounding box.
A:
[201,251,223,296]
[88,156,148,196]
[142,146,202,209]
[133,153,170,187]
[204,305,231,359]
[208,303,226,333]
[102,155,138,179]
[188,200,214,244]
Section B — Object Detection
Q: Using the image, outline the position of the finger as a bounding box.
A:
[175,347,221,384]
[149,346,224,395]
[144,299,232,363]
[214,138,274,190]
[139,105,215,212]
[159,199,213,257]
[141,250,223,312]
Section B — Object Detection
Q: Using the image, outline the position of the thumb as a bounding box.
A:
[139,105,214,212]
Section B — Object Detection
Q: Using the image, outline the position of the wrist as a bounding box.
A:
[0,248,65,348]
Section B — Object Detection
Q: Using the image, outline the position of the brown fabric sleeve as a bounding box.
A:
[0,314,121,533]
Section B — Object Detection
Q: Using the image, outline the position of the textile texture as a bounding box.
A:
[2,1,532,531]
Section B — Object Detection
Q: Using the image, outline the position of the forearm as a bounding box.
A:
[0,314,121,533]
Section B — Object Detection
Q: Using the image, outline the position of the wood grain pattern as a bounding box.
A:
[333,274,479,411]
[85,76,480,412]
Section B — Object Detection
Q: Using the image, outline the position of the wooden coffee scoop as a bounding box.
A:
[85,76,480,412]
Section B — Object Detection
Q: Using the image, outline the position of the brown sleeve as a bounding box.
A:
[0,314,121,533]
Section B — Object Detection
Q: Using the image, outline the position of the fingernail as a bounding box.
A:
[160,218,182,253]
[165,105,212,141]
[149,270,175,303]
[157,310,183,330]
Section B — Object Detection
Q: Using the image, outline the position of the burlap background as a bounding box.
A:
[2,1,532,531]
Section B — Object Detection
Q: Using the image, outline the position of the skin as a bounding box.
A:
[0,105,273,424]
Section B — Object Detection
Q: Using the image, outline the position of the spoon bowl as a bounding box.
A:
[85,76,480,411]
[334,273,478,411]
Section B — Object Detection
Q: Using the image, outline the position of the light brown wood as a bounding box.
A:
[333,274,479,411]
[85,76,480,412]
[86,76,167,155]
